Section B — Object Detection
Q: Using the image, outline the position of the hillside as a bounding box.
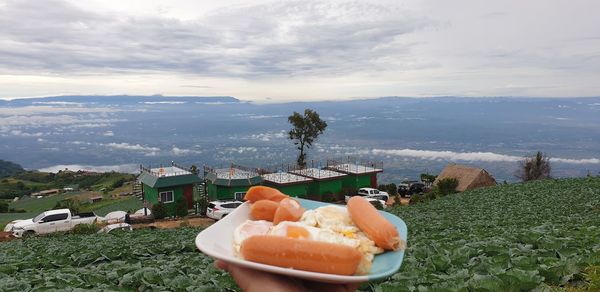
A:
[0,160,24,179]
[0,177,599,290]
[0,170,136,200]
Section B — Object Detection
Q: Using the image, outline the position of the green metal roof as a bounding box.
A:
[138,171,202,188]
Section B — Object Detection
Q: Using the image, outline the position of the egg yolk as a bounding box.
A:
[286,225,310,239]
[341,230,356,238]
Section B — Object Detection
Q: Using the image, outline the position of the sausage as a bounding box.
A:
[347,196,401,250]
[273,198,305,224]
[250,200,279,221]
[240,235,362,275]
[244,186,289,203]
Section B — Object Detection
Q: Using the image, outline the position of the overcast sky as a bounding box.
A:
[1,0,599,102]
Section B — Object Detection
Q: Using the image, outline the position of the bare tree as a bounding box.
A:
[515,151,551,181]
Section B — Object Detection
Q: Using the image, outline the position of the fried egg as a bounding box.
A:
[233,220,272,253]
[269,221,360,248]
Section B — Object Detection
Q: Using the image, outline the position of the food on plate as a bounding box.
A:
[233,195,403,275]
[240,235,362,276]
[244,186,289,203]
[233,220,273,253]
[347,196,402,250]
[299,206,384,274]
[250,200,280,221]
[273,198,305,224]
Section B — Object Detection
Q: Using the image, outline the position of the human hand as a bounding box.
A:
[215,260,361,292]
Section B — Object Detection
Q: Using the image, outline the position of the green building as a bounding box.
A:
[289,168,347,200]
[262,172,314,198]
[138,164,202,216]
[326,163,383,189]
[204,166,262,201]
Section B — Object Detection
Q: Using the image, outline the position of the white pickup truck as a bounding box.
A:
[4,209,98,237]
[344,187,390,203]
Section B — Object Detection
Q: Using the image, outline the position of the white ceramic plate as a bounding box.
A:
[195,198,408,284]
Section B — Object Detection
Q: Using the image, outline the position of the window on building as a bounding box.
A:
[159,191,174,203]
[234,192,246,201]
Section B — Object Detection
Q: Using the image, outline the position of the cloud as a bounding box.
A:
[228,147,258,153]
[38,163,139,173]
[105,142,160,152]
[370,148,600,164]
[9,130,44,137]
[247,115,284,120]
[171,146,202,156]
[0,105,120,116]
[1,1,600,100]
[0,0,431,78]
[141,101,187,105]
[250,130,287,141]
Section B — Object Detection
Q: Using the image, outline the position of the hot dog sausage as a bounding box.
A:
[240,235,362,275]
[273,198,305,224]
[244,186,289,203]
[347,196,401,250]
[250,200,279,221]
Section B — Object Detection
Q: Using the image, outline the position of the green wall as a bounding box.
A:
[207,184,251,200]
[143,184,184,216]
[264,183,308,198]
[316,179,342,195]
[341,174,374,189]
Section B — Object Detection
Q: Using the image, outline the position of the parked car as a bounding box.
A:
[98,223,133,234]
[5,209,98,237]
[365,197,387,209]
[409,182,427,195]
[207,200,244,220]
[398,183,410,197]
[344,187,390,203]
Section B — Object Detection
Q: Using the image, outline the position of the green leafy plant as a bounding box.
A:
[175,199,188,217]
[71,223,99,235]
[53,198,81,214]
[436,178,459,196]
[420,173,437,184]
[369,200,384,210]
[0,177,599,291]
[152,202,167,219]
[0,201,8,213]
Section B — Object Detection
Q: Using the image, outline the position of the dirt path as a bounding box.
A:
[0,231,15,242]
[134,217,215,229]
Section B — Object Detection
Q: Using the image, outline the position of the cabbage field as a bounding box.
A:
[0,177,599,291]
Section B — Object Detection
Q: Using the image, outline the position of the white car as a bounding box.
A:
[5,209,97,237]
[365,197,387,209]
[344,187,390,203]
[207,200,243,220]
[98,223,133,234]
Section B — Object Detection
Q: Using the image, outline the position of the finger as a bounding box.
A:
[305,281,362,292]
[225,264,303,292]
[214,260,228,271]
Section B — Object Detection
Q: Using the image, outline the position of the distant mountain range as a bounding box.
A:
[0,95,240,106]
[1,95,599,182]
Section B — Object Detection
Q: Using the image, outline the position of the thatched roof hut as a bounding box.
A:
[434,163,496,192]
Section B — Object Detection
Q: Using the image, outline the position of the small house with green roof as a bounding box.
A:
[262,172,314,198]
[204,165,262,201]
[326,162,383,189]
[138,163,202,216]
